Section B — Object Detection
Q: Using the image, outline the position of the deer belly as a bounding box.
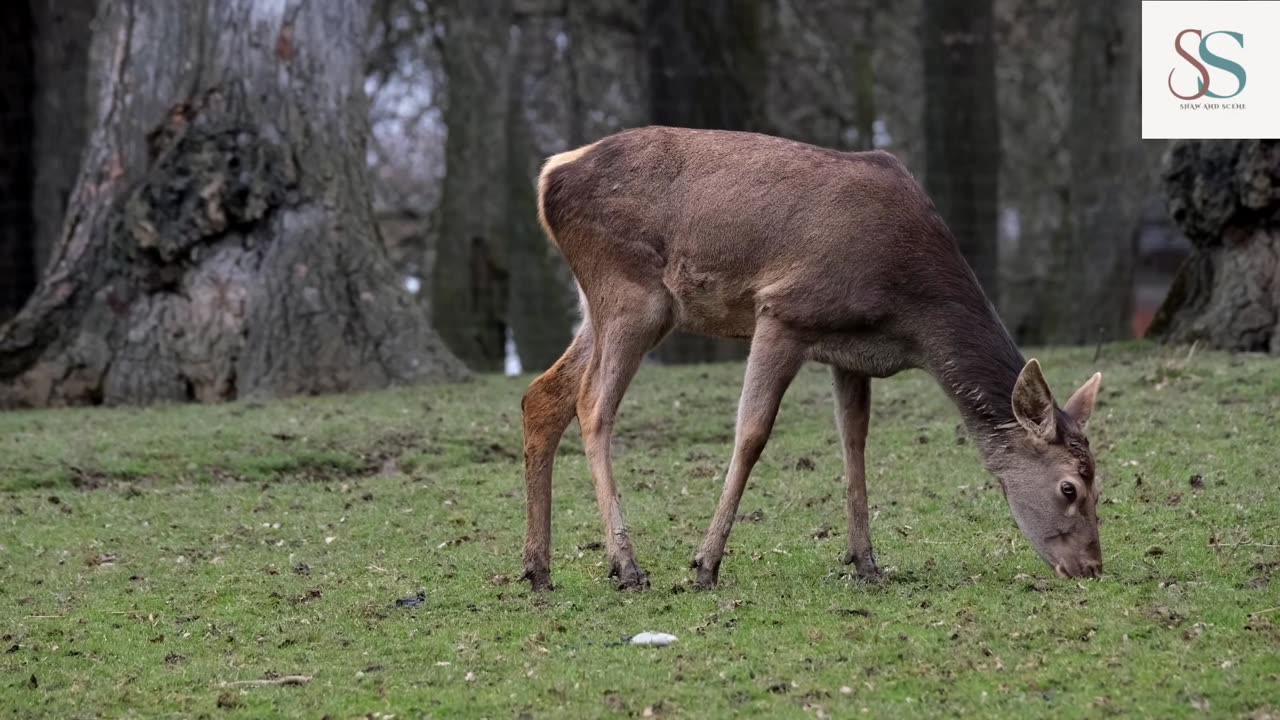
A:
[809,334,916,378]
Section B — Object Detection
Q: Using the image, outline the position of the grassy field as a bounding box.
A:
[1,342,1278,718]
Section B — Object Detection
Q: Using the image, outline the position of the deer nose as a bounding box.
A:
[1054,560,1103,579]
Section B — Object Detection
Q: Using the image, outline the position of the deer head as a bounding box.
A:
[993,359,1103,579]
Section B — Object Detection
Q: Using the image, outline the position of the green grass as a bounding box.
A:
[1,342,1278,718]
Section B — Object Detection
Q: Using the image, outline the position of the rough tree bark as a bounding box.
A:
[567,0,650,145]
[0,3,37,324]
[30,0,94,274]
[1147,141,1280,353]
[763,0,873,151]
[0,0,466,408]
[923,0,1000,300]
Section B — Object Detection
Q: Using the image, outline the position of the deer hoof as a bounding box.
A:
[521,566,554,592]
[843,549,882,581]
[610,559,650,591]
[691,554,721,589]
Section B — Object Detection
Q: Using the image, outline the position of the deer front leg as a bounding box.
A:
[833,368,880,579]
[693,321,806,588]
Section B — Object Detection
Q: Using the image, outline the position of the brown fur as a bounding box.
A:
[522,127,1104,590]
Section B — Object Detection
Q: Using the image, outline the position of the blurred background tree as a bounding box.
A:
[0,0,465,408]
[0,0,1258,409]
[923,0,1000,299]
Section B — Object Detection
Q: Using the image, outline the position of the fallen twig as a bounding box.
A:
[219,675,313,688]
[1249,606,1280,617]
[1213,539,1280,550]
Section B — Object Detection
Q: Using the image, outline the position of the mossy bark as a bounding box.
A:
[0,0,466,408]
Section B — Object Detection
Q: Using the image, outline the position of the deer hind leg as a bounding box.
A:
[833,368,881,579]
[521,327,593,591]
[693,319,806,588]
[578,284,674,590]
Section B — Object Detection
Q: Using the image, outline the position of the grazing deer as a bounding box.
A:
[520,127,1103,591]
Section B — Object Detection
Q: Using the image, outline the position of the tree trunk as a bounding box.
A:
[431,0,583,374]
[763,0,874,151]
[995,0,1143,344]
[30,0,95,274]
[431,1,514,372]
[923,0,1000,300]
[1037,0,1141,344]
[1147,141,1280,353]
[0,3,37,324]
[505,0,576,372]
[993,0,1072,342]
[567,0,649,144]
[647,0,761,364]
[0,0,466,409]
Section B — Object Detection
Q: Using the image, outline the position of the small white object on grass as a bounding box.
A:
[629,632,678,646]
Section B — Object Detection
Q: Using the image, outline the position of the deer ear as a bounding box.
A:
[1063,372,1102,430]
[1012,358,1056,442]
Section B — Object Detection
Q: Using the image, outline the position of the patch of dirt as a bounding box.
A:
[391,591,426,609]
[603,692,628,714]
[470,441,518,464]
[833,607,873,618]
[86,553,118,568]
[290,589,322,605]
[1147,605,1185,628]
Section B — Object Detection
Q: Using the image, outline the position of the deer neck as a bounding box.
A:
[922,299,1027,460]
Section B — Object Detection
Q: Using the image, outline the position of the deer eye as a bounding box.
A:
[1060,482,1077,500]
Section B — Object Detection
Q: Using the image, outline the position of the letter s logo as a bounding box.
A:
[1199,31,1246,99]
[1168,28,1247,100]
[1168,29,1210,100]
